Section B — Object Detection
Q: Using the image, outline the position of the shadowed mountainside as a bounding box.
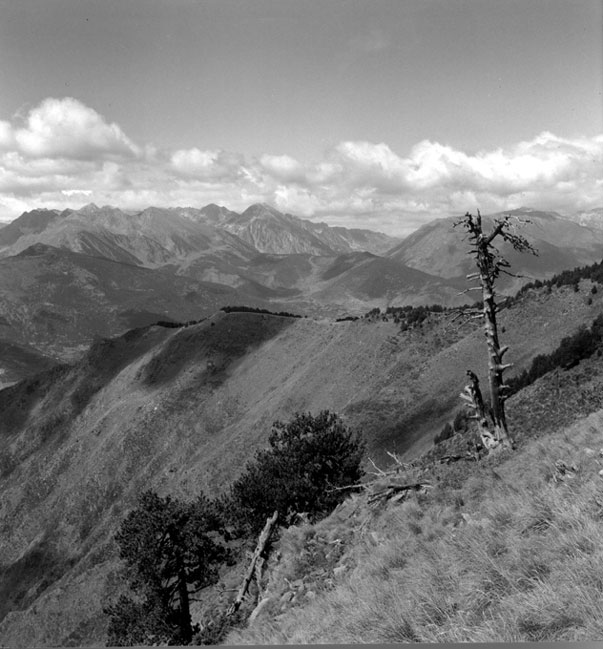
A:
[0,339,59,389]
[0,278,602,645]
[0,243,263,382]
[237,251,468,317]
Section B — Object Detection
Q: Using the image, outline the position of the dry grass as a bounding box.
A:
[227,409,603,644]
[3,284,603,645]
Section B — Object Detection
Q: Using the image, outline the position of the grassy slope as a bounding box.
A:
[0,282,601,645]
[0,313,298,646]
[227,366,603,643]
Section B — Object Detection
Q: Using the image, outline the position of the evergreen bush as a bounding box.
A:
[225,411,365,534]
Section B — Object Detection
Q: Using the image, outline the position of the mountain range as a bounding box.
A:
[1,202,602,384]
[1,199,603,645]
[0,202,398,264]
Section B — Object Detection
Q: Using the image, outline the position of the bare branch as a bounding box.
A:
[367,457,387,476]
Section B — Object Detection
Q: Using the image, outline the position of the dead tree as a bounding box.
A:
[460,369,497,450]
[227,510,278,616]
[455,211,537,450]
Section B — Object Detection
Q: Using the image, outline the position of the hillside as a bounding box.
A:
[0,279,602,645]
[227,401,603,643]
[1,205,602,326]
[223,310,603,643]
[0,217,468,381]
[0,340,59,389]
[0,244,256,381]
[239,251,468,317]
[388,208,603,293]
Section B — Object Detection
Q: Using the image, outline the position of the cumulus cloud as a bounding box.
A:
[14,97,139,160]
[0,121,14,149]
[273,185,323,216]
[0,96,601,233]
[170,148,245,181]
[62,189,93,197]
[259,154,305,182]
[298,133,603,228]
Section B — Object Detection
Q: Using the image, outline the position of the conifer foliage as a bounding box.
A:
[104,412,365,644]
[226,411,365,534]
[104,491,227,646]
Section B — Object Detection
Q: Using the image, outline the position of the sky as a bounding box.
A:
[0,0,601,236]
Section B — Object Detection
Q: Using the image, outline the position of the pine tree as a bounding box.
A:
[226,411,365,534]
[105,491,227,645]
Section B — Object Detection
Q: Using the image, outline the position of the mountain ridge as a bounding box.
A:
[1,279,602,645]
[2,203,603,383]
[0,202,400,259]
[387,207,603,292]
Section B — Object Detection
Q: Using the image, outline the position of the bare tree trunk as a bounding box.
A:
[227,510,278,616]
[461,370,497,450]
[176,553,192,644]
[473,222,514,449]
[456,211,528,451]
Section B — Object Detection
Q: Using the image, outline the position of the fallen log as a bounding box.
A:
[227,510,279,616]
[438,453,478,464]
[367,482,432,505]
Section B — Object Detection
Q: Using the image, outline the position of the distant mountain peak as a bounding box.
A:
[201,203,223,214]
[242,203,283,219]
[78,203,101,214]
[197,203,238,222]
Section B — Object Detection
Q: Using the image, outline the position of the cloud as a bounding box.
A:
[62,189,93,197]
[0,97,601,234]
[327,141,408,192]
[170,148,245,181]
[14,97,139,160]
[293,133,603,228]
[259,154,305,182]
[0,121,14,149]
[273,185,323,216]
